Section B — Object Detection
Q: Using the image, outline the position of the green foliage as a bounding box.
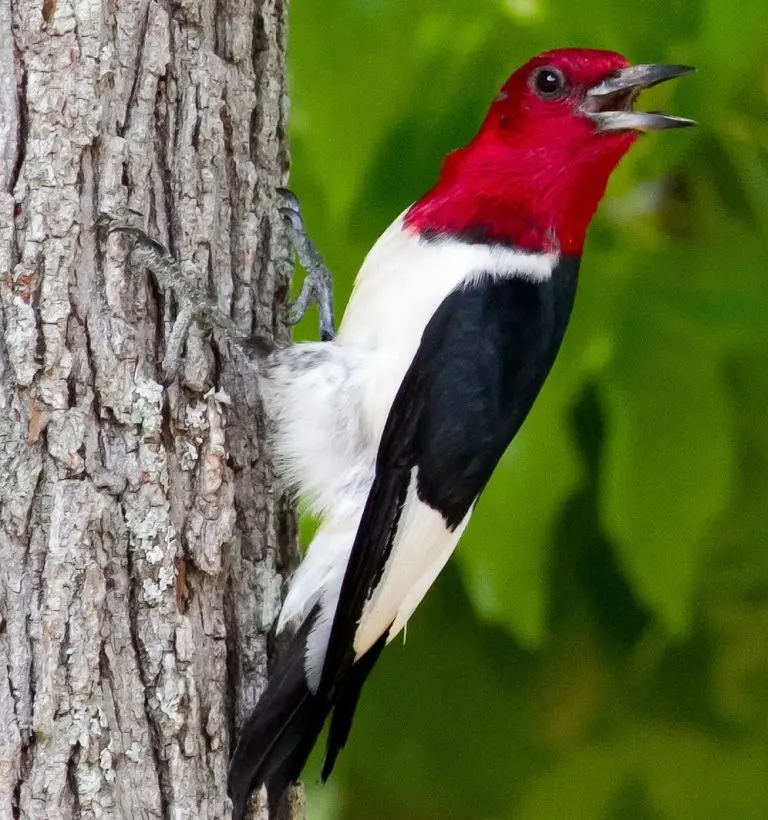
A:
[287,1,768,817]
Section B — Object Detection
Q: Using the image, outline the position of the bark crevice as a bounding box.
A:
[0,0,297,816]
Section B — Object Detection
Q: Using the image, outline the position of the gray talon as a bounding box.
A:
[279,190,336,341]
[102,217,259,382]
[277,188,301,213]
[278,207,304,233]
[106,224,171,257]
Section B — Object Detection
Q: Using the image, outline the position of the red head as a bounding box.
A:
[405,48,694,255]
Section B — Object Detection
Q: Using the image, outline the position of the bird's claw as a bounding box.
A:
[278,207,303,234]
[276,188,301,213]
[278,189,336,341]
[277,188,303,233]
[102,222,171,257]
[100,216,253,382]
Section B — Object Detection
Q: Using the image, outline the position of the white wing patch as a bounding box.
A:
[353,471,472,659]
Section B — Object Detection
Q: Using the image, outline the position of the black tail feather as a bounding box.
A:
[228,615,330,820]
[321,633,388,782]
[229,614,391,817]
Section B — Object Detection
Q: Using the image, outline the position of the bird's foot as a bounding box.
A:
[278,189,336,341]
[98,217,250,383]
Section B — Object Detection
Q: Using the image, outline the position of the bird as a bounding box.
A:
[227,47,695,818]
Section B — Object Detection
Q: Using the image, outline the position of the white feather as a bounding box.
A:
[259,211,558,679]
[259,343,372,515]
[353,471,471,657]
[297,516,360,692]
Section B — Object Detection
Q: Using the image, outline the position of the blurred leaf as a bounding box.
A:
[288,2,768,817]
[599,306,734,634]
[517,726,768,820]
[694,0,768,104]
[516,740,627,820]
[456,365,584,648]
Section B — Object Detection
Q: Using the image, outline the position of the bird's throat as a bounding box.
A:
[405,130,635,255]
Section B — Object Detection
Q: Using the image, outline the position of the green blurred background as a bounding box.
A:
[285,1,768,818]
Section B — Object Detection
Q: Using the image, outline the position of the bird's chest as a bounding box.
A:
[337,227,576,448]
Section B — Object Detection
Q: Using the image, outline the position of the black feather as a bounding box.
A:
[228,609,330,820]
[321,632,389,781]
[412,256,580,526]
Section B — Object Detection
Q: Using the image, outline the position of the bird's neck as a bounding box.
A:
[405,131,632,255]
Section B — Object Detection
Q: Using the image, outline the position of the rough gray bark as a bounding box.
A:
[0,0,301,817]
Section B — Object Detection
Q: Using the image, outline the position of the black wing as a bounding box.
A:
[318,258,580,771]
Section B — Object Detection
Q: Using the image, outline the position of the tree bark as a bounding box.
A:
[0,0,300,817]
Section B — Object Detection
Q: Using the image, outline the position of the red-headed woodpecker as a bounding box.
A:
[228,48,694,818]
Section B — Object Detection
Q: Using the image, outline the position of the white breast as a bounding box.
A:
[338,213,557,438]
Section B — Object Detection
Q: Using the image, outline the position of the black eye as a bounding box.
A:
[533,67,567,99]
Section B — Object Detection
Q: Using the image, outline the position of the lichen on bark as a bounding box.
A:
[0,0,298,817]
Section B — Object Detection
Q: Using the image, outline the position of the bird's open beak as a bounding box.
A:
[582,64,696,132]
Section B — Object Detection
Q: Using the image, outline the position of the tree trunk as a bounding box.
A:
[0,0,300,817]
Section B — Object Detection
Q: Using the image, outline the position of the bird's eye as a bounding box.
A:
[532,67,567,99]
